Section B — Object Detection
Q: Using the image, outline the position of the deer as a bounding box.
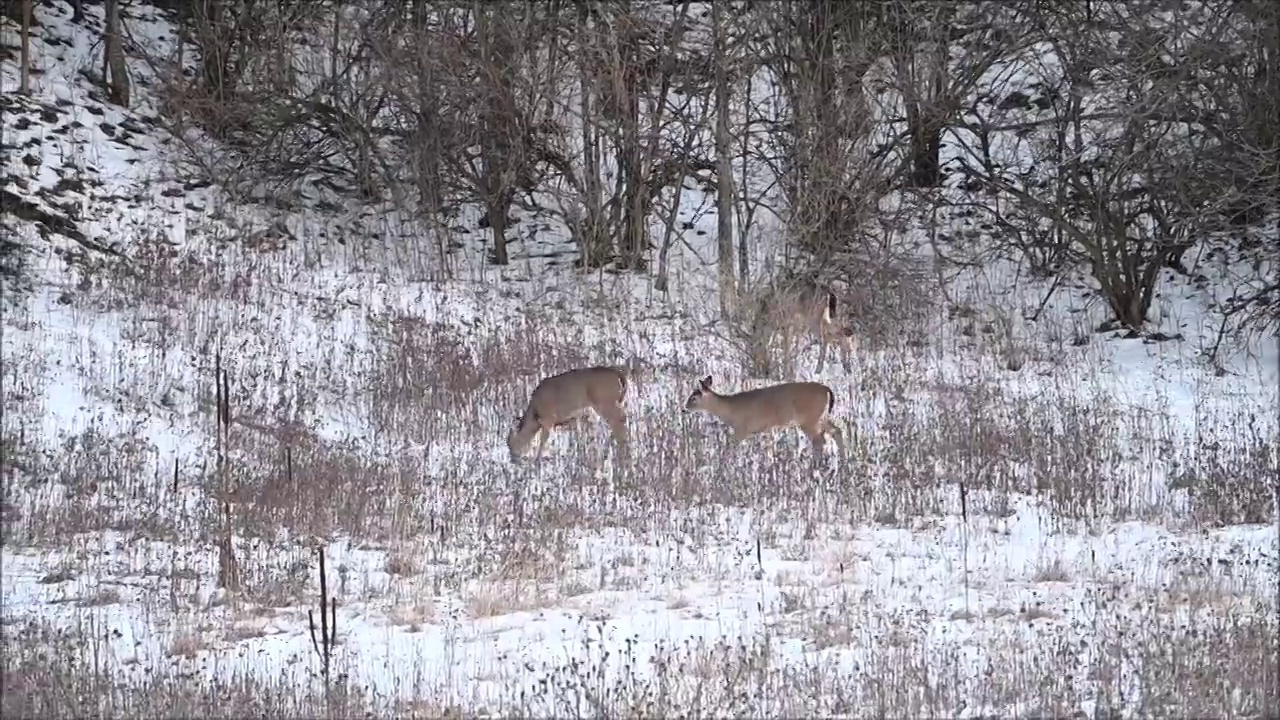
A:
[507,366,630,463]
[682,375,847,459]
[754,280,856,374]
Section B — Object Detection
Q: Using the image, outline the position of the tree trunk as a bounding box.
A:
[329,1,341,95]
[476,4,515,266]
[18,0,30,95]
[577,2,610,268]
[892,4,948,189]
[712,0,736,315]
[198,0,231,103]
[654,157,688,293]
[620,144,646,270]
[104,0,131,107]
[618,37,646,272]
[908,111,943,188]
[485,195,510,265]
[736,67,755,292]
[804,0,845,255]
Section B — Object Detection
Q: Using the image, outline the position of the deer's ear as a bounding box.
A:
[699,375,713,390]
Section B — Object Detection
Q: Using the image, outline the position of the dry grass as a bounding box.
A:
[1032,558,1072,583]
[2,618,377,719]
[3,216,1276,718]
[168,625,207,659]
[6,7,1274,715]
[499,603,1277,717]
[464,580,555,619]
[76,586,123,607]
[387,601,436,632]
[10,599,1264,717]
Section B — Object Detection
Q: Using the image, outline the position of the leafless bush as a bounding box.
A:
[951,0,1280,335]
[836,249,936,354]
[1,617,376,719]
[1174,419,1277,526]
[716,280,810,380]
[4,424,185,546]
[0,221,33,310]
[751,2,891,263]
[501,592,1277,716]
[717,246,936,379]
[5,593,1274,718]
[158,1,408,201]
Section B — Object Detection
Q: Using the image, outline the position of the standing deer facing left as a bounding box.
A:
[683,375,846,459]
[508,366,630,463]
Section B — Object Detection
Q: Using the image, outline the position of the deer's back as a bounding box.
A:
[721,381,832,428]
[531,366,627,419]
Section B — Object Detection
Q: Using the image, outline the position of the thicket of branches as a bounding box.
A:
[27,0,1279,339]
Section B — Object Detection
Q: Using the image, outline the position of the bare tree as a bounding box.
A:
[191,0,235,106]
[1192,0,1280,227]
[542,0,710,272]
[756,1,890,263]
[572,0,609,267]
[104,0,130,107]
[712,0,735,312]
[653,65,714,294]
[609,0,650,271]
[472,2,518,264]
[884,0,947,189]
[949,0,1270,332]
[879,1,1028,189]
[378,2,455,270]
[18,0,31,96]
[360,2,572,269]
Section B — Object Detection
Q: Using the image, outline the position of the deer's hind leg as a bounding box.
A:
[836,329,855,372]
[823,417,847,459]
[598,404,631,465]
[801,423,827,456]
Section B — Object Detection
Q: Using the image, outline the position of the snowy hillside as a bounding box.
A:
[3,2,1277,718]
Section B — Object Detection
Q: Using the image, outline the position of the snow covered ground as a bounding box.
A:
[3,2,1277,718]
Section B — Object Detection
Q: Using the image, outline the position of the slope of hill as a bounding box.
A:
[3,2,1276,717]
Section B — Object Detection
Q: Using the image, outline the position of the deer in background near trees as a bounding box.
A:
[752,280,857,374]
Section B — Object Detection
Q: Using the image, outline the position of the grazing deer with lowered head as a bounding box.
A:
[754,281,856,374]
[682,375,846,458]
[508,366,629,463]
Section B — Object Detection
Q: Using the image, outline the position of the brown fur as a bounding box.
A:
[683,375,846,457]
[508,366,629,462]
[758,282,856,373]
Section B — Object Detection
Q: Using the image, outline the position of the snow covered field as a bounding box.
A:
[3,2,1277,718]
